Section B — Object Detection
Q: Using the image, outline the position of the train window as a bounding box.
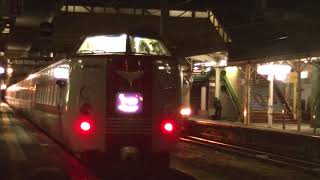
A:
[129,36,170,56]
[48,85,53,105]
[43,87,46,104]
[51,86,55,106]
[39,87,42,104]
[39,86,43,104]
[53,64,70,79]
[55,86,59,106]
[57,86,60,106]
[52,85,57,106]
[45,86,50,105]
[77,34,127,54]
[40,87,44,104]
[36,85,39,103]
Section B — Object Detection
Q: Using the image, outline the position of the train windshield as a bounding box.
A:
[76,34,171,56]
[129,36,170,56]
[77,34,127,54]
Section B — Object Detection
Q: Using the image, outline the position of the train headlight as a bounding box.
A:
[180,107,191,116]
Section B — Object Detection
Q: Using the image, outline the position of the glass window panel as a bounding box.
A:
[195,11,208,18]
[55,86,60,106]
[129,36,171,56]
[52,85,57,106]
[105,7,117,14]
[77,34,127,54]
[74,6,89,13]
[119,8,134,15]
[135,9,143,15]
[45,86,49,105]
[147,9,161,16]
[48,85,52,105]
[39,87,43,104]
[93,7,104,13]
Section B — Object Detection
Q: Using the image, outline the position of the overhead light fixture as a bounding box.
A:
[2,27,10,34]
[257,63,292,82]
[219,59,227,67]
[301,71,308,79]
[0,52,4,56]
[7,67,13,75]
[1,84,7,90]
[278,36,288,40]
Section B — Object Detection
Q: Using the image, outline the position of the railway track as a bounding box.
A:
[180,136,320,175]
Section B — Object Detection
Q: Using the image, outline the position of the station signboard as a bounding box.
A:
[287,72,298,83]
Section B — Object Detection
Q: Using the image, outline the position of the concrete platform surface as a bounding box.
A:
[190,116,320,137]
[0,103,97,180]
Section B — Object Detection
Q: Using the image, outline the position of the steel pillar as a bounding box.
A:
[200,86,207,115]
[243,64,251,124]
[215,67,221,99]
[296,61,302,131]
[268,74,274,127]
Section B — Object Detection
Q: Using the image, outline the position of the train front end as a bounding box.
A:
[76,34,182,168]
[105,55,180,166]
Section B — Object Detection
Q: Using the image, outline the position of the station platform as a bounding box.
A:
[184,116,320,163]
[190,115,320,137]
[0,103,96,180]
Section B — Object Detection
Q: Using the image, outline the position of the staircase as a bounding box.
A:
[250,74,295,123]
[220,85,239,120]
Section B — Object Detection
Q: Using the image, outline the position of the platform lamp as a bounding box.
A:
[257,63,292,127]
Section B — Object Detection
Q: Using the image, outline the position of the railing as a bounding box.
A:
[222,75,240,114]
[274,82,292,114]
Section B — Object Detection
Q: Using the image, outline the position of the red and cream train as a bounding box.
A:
[6,34,190,168]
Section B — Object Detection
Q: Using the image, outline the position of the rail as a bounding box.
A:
[180,136,320,175]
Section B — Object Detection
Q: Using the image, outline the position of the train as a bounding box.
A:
[5,33,191,170]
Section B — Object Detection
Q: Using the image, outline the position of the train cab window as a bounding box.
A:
[48,85,53,105]
[77,34,127,54]
[129,36,171,56]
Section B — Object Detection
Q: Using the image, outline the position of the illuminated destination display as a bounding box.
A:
[116,93,143,114]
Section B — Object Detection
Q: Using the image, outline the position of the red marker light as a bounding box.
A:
[80,121,91,132]
[164,123,173,132]
[162,121,174,133]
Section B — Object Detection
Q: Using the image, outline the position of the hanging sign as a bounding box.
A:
[287,72,297,83]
